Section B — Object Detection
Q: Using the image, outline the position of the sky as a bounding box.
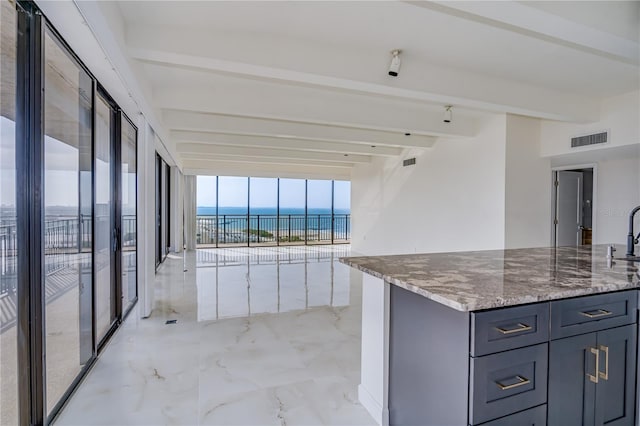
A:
[197,175,350,209]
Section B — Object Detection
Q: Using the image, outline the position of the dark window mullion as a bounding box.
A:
[16,6,46,425]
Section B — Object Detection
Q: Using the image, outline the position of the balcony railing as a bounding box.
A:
[0,214,136,298]
[196,214,350,247]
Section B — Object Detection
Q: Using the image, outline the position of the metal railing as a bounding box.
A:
[196,214,350,247]
[0,214,137,297]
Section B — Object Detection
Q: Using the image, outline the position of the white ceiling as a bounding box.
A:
[105,0,639,178]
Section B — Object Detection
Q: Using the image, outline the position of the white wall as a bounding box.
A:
[170,167,184,253]
[138,122,157,318]
[351,114,507,255]
[595,154,640,244]
[351,110,639,255]
[550,145,640,245]
[184,175,197,251]
[540,90,640,157]
[504,115,552,248]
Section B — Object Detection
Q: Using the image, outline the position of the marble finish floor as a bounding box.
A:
[55,245,374,425]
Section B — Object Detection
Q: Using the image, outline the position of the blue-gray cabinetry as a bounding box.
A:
[548,291,637,426]
[548,324,637,425]
[389,286,637,426]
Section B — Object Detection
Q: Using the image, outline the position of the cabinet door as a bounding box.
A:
[548,333,597,426]
[595,325,637,426]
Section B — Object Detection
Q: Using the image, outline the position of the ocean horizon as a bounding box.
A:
[197,206,350,216]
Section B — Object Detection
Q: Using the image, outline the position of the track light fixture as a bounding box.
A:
[444,105,453,123]
[388,49,402,77]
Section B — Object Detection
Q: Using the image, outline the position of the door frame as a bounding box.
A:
[94,84,119,352]
[551,163,598,247]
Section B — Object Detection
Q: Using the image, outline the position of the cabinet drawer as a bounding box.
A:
[550,291,637,339]
[477,404,547,426]
[471,303,549,356]
[470,344,548,425]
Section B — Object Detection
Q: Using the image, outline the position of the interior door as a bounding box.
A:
[555,171,583,247]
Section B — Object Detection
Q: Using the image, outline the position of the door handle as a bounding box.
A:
[113,228,120,252]
[587,347,599,383]
[599,345,609,380]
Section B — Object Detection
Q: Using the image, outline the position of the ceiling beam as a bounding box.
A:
[152,82,477,138]
[176,143,371,164]
[179,152,354,168]
[164,110,437,148]
[417,1,639,65]
[182,159,351,180]
[129,40,600,122]
[173,131,402,157]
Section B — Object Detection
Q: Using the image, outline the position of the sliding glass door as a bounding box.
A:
[121,117,137,315]
[43,25,94,415]
[4,3,139,422]
[0,0,18,423]
[95,91,116,345]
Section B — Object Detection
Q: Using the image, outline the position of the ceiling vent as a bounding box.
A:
[571,131,608,148]
[403,158,416,167]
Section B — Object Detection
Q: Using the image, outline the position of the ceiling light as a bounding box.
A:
[444,105,453,123]
[388,49,402,77]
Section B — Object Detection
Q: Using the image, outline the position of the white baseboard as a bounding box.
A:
[358,384,389,426]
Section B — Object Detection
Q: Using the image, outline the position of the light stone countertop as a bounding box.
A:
[340,245,640,312]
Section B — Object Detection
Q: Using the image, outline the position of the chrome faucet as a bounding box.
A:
[626,205,640,257]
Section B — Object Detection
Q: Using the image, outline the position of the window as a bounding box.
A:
[43,26,94,415]
[218,176,248,245]
[0,0,18,423]
[249,177,278,245]
[279,178,306,245]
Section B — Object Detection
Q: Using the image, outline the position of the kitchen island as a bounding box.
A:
[340,245,640,426]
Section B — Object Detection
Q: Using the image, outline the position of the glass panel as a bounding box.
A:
[95,94,113,343]
[333,180,351,242]
[155,155,161,265]
[217,176,248,246]
[249,177,278,245]
[165,163,170,253]
[121,116,137,313]
[44,27,94,415]
[161,160,167,257]
[0,0,18,423]
[307,180,332,243]
[196,176,217,246]
[278,179,306,244]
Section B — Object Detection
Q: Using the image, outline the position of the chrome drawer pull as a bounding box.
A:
[495,323,532,335]
[496,375,530,391]
[579,309,612,319]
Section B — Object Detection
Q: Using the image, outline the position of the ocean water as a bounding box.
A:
[196,206,350,232]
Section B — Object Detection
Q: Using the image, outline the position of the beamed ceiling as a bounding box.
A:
[76,1,640,179]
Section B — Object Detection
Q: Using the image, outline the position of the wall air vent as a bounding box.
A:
[403,158,416,167]
[571,131,608,148]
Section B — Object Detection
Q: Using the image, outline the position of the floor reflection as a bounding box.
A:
[195,245,351,321]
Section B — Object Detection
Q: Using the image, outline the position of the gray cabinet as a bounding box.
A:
[548,324,637,426]
[479,405,547,426]
[389,287,637,426]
